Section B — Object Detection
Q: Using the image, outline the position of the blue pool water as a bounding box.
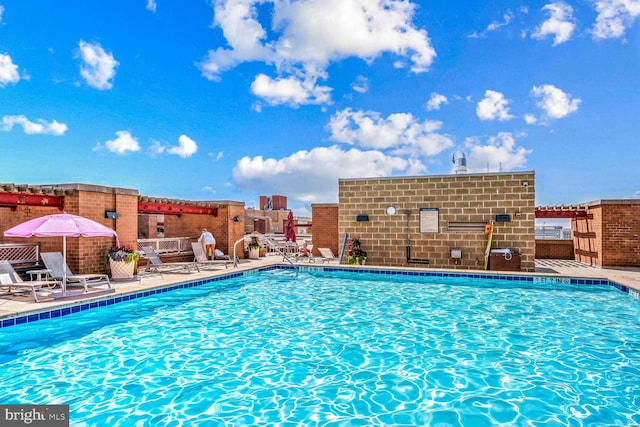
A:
[1,269,639,426]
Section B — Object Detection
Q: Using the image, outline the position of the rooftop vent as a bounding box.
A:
[452,151,467,174]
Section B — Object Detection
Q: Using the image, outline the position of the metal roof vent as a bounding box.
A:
[452,151,467,174]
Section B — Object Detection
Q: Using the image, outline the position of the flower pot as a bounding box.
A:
[109,258,136,281]
[248,247,260,259]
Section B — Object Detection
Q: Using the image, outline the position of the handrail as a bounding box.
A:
[233,233,299,271]
[262,235,298,269]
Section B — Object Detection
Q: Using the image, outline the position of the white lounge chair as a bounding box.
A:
[142,247,199,274]
[191,242,231,269]
[41,252,111,292]
[0,260,61,302]
[314,248,340,264]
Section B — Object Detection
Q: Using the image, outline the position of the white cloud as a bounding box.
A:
[199,0,435,105]
[0,5,4,23]
[531,84,580,119]
[148,139,166,157]
[250,73,331,106]
[328,108,453,156]
[351,75,369,94]
[76,40,119,90]
[0,53,20,87]
[233,145,422,203]
[464,132,532,172]
[103,130,141,155]
[146,0,157,13]
[592,0,640,39]
[209,151,224,161]
[426,92,448,111]
[167,134,198,158]
[476,90,514,121]
[532,2,576,45]
[524,114,537,124]
[1,115,68,135]
[487,10,515,31]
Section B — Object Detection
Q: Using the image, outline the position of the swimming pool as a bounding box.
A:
[1,267,639,426]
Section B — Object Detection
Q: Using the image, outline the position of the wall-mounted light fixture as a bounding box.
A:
[105,210,118,219]
[233,216,243,222]
[386,206,396,215]
[521,180,529,187]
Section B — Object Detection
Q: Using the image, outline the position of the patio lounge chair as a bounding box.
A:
[142,247,200,274]
[0,260,61,302]
[191,242,231,269]
[314,248,340,264]
[41,252,111,292]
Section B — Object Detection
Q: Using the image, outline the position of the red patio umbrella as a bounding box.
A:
[284,211,296,242]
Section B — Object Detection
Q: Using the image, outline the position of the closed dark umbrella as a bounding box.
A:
[284,211,296,242]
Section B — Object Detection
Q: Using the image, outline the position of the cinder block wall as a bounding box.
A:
[573,200,640,267]
[311,204,339,257]
[338,172,536,271]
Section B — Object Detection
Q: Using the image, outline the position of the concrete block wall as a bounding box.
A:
[338,172,536,271]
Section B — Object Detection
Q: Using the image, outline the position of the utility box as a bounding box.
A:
[489,249,521,271]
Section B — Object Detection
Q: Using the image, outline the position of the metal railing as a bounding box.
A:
[137,237,196,255]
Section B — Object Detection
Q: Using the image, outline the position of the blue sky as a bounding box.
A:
[0,0,638,216]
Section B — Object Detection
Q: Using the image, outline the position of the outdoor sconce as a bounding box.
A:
[233,216,243,222]
[386,206,396,215]
[521,180,529,187]
[105,210,118,219]
[356,215,369,222]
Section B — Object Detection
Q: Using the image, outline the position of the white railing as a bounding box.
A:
[0,243,40,266]
[137,237,196,255]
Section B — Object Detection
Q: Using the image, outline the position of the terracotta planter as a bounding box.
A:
[109,258,136,281]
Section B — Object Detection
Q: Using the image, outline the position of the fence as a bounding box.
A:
[0,243,40,266]
[137,237,196,255]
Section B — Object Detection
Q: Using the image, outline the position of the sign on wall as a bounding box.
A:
[420,208,439,233]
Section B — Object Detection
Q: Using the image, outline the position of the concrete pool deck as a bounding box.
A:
[1,257,639,322]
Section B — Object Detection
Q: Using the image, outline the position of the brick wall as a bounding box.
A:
[337,172,536,271]
[0,184,139,275]
[535,240,574,259]
[573,200,640,267]
[162,202,245,256]
[311,204,339,257]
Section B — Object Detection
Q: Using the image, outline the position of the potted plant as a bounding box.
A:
[347,238,367,265]
[247,236,261,259]
[107,245,140,280]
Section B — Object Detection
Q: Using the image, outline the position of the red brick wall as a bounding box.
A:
[0,185,138,275]
[311,204,339,258]
[161,202,245,257]
[572,201,640,267]
[535,240,574,259]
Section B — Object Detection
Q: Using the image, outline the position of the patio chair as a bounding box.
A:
[191,243,231,269]
[142,247,200,274]
[314,248,340,264]
[0,260,61,302]
[40,252,111,292]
